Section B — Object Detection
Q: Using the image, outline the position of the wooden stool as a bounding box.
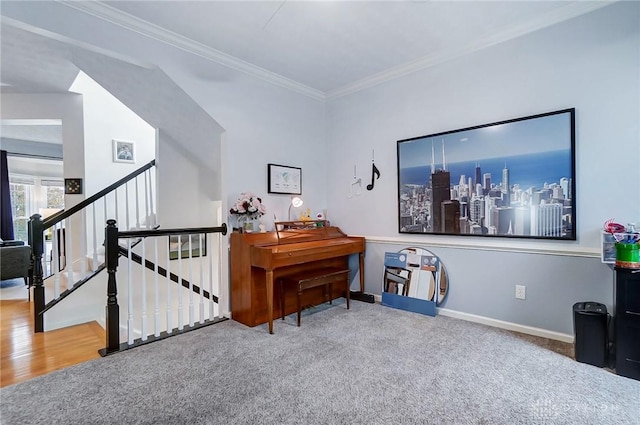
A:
[279,268,350,326]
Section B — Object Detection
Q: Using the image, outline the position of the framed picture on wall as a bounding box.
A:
[397,108,576,240]
[169,234,207,260]
[113,139,135,164]
[267,163,302,195]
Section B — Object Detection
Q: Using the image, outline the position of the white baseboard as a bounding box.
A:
[372,295,572,343]
[43,313,102,332]
[437,307,574,343]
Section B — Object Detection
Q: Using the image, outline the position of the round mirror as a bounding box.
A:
[383,246,448,305]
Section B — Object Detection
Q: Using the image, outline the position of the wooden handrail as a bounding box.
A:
[42,160,156,228]
[119,224,227,238]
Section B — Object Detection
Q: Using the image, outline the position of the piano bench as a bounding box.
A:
[279,267,350,327]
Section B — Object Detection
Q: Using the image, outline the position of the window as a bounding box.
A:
[9,175,64,241]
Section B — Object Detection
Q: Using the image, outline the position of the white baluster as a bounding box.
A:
[148,168,156,227]
[135,176,140,229]
[92,203,98,271]
[103,196,108,260]
[218,231,225,318]
[141,239,147,341]
[65,217,73,286]
[188,236,194,327]
[103,195,108,229]
[199,234,205,323]
[144,171,150,229]
[209,233,215,319]
[52,223,60,298]
[80,209,87,277]
[125,182,130,231]
[154,238,160,337]
[177,235,184,331]
[166,237,172,334]
[114,188,119,228]
[127,239,134,345]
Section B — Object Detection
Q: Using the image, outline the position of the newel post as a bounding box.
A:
[29,214,45,333]
[105,219,120,353]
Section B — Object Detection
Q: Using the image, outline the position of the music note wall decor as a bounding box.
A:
[366,150,381,191]
[349,164,362,198]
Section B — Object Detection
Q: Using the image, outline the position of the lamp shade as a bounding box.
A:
[291,197,303,208]
[288,197,304,220]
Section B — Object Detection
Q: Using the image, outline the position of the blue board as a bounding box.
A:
[381,292,436,317]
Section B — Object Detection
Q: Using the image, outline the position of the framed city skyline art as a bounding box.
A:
[396,108,576,240]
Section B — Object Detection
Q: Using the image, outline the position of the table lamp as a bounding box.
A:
[288,196,303,220]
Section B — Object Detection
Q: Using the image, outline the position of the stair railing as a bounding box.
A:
[102,220,228,355]
[28,160,156,332]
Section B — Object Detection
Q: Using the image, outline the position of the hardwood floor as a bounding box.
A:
[0,291,105,388]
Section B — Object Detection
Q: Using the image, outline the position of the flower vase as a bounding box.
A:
[243,218,255,233]
[236,215,255,233]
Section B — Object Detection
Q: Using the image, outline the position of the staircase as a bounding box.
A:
[27,160,228,355]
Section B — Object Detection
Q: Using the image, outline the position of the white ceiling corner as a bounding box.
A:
[59,0,326,100]
[326,1,616,99]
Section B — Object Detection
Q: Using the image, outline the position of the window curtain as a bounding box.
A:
[0,150,15,240]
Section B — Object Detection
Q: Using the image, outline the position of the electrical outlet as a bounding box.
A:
[515,285,526,300]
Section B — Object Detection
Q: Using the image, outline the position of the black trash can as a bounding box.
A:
[573,302,609,367]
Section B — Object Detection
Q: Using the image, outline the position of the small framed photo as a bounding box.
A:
[64,178,83,194]
[113,139,135,163]
[268,163,302,195]
[169,234,207,260]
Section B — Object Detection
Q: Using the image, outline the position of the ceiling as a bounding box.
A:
[99,0,612,95]
[2,0,611,151]
[1,119,62,144]
[0,0,613,99]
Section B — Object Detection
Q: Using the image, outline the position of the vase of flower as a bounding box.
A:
[234,215,246,233]
[230,192,266,233]
[238,215,255,233]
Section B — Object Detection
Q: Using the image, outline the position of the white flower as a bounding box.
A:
[230,192,266,218]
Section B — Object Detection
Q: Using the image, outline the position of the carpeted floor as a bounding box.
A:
[1,300,638,424]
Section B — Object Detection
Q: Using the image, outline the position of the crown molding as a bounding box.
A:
[326,1,616,99]
[58,0,614,102]
[1,15,156,71]
[59,1,326,101]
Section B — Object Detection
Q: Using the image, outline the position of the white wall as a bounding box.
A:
[68,71,155,199]
[157,129,222,228]
[326,2,640,336]
[167,62,327,227]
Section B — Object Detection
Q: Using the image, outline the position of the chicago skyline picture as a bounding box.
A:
[397,108,576,240]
